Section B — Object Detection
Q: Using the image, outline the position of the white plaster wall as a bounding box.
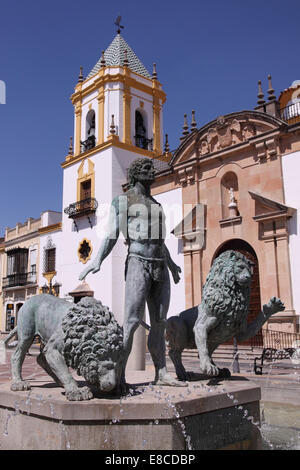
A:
[282,150,300,320]
[104,82,123,140]
[59,150,114,310]
[41,211,62,228]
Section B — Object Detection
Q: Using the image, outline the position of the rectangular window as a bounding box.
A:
[80,180,91,200]
[44,248,56,273]
[7,248,28,275]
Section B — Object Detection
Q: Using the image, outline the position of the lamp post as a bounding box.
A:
[41,275,60,297]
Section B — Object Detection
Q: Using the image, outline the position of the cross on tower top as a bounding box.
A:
[114,16,124,34]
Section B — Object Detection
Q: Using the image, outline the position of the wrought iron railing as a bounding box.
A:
[80,135,96,152]
[134,134,153,151]
[280,102,300,125]
[250,328,300,349]
[2,271,37,289]
[64,197,98,219]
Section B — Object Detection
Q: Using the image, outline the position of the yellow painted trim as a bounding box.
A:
[75,103,82,156]
[71,71,166,106]
[61,137,166,169]
[153,99,162,154]
[78,238,93,264]
[77,158,95,202]
[43,271,56,282]
[38,222,62,235]
[97,88,105,145]
[123,68,132,145]
[83,65,154,86]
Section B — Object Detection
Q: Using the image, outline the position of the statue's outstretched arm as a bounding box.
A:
[236,297,285,342]
[79,197,123,281]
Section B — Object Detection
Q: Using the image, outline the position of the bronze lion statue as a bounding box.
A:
[5,295,123,400]
[166,250,285,380]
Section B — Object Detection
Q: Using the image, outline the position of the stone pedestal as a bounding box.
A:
[0,372,261,450]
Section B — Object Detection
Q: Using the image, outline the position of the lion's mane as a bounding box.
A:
[202,250,252,322]
[61,297,123,385]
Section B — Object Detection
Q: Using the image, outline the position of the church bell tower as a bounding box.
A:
[59,31,167,323]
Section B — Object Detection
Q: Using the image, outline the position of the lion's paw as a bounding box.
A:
[263,297,285,317]
[66,387,93,401]
[200,362,219,377]
[11,381,31,392]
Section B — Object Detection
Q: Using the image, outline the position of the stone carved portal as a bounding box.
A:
[213,239,263,346]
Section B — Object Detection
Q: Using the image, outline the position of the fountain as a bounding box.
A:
[0,159,287,450]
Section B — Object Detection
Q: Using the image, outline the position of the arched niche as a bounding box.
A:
[220,171,239,219]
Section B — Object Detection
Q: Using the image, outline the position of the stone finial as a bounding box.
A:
[257,80,265,106]
[123,49,129,67]
[110,115,116,135]
[164,133,170,154]
[267,74,276,102]
[78,66,84,83]
[191,110,197,131]
[152,63,157,80]
[68,136,73,155]
[180,114,189,141]
[100,50,106,68]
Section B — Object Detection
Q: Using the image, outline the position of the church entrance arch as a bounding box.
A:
[213,239,263,346]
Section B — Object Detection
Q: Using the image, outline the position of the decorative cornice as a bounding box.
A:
[38,222,62,235]
[170,110,287,167]
[62,136,165,169]
[71,70,166,106]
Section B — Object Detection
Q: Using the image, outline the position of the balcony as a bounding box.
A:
[134,134,153,151]
[2,271,37,289]
[280,102,300,125]
[64,197,98,230]
[80,135,96,153]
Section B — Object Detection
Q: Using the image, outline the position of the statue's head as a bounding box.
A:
[83,357,121,393]
[128,158,155,187]
[62,297,124,394]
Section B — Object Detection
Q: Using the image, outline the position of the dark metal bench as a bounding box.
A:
[254,347,295,375]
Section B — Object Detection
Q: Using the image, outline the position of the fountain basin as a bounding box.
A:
[0,371,261,450]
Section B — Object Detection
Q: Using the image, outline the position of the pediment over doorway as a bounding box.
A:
[249,191,296,241]
[249,191,296,220]
[171,111,285,166]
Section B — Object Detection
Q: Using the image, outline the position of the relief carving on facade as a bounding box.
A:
[198,116,257,156]
[176,165,196,186]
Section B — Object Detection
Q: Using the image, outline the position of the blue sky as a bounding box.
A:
[0,0,300,234]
